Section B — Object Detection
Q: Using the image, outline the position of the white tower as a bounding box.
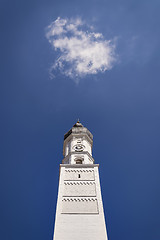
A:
[53,121,108,240]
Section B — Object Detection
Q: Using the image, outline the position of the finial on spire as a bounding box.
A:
[72,119,83,128]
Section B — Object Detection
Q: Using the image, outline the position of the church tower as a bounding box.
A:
[53,121,108,240]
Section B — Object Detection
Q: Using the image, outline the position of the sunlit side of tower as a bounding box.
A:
[53,121,108,240]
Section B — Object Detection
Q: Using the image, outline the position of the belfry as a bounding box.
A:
[53,121,108,240]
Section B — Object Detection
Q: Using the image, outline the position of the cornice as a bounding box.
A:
[60,164,99,168]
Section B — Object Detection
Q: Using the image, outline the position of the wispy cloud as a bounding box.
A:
[46,17,117,82]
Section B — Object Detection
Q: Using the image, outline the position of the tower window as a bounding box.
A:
[76,159,82,164]
[78,174,81,178]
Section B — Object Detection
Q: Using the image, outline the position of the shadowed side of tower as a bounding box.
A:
[53,121,108,240]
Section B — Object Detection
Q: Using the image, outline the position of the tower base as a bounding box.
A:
[53,164,108,240]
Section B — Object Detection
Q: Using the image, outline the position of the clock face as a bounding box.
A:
[73,144,84,152]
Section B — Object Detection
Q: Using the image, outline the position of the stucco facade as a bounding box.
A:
[53,121,108,240]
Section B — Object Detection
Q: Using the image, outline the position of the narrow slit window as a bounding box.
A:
[78,174,81,178]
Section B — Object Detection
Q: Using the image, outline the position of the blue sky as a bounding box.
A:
[1,0,160,239]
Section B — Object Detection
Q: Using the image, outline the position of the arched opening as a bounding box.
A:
[75,159,83,164]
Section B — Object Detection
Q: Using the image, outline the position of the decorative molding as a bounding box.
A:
[60,164,99,168]
[62,197,97,202]
[64,181,95,185]
[65,169,94,173]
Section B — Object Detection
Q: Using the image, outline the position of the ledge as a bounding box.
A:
[60,164,99,168]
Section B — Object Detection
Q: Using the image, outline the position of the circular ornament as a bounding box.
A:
[73,144,84,152]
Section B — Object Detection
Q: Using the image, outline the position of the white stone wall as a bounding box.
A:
[53,165,108,240]
[64,182,96,196]
[62,197,98,214]
[64,168,95,181]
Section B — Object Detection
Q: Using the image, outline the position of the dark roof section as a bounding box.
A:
[64,121,93,141]
[64,129,72,140]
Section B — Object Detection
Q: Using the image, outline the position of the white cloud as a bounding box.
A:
[46,17,117,81]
